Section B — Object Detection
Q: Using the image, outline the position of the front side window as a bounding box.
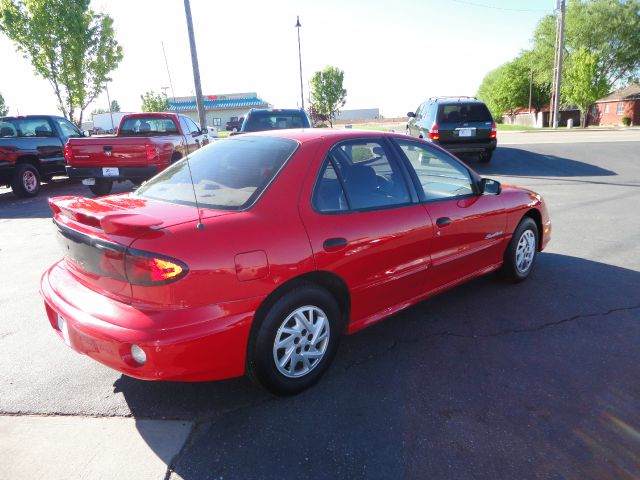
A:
[184,116,201,134]
[55,118,82,139]
[616,103,624,115]
[395,140,474,201]
[136,136,298,210]
[315,140,410,212]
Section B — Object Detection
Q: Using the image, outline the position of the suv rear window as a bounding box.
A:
[119,117,179,135]
[243,112,307,132]
[135,136,298,210]
[437,104,492,123]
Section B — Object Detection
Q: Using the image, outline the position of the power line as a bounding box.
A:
[449,0,548,12]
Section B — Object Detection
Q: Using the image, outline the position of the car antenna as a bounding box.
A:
[184,155,205,230]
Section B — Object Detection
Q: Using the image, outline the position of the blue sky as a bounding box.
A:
[0,0,553,119]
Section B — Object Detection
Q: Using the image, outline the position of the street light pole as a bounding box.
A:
[183,0,207,129]
[295,16,304,111]
[105,83,115,132]
[551,0,565,128]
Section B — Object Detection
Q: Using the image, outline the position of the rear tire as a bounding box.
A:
[247,284,342,396]
[11,164,41,198]
[500,217,538,282]
[89,179,113,196]
[480,151,493,163]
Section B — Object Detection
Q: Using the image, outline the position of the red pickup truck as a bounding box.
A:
[65,112,209,195]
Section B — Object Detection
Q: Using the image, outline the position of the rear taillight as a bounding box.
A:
[145,144,159,162]
[428,123,439,141]
[125,251,187,285]
[490,122,497,139]
[63,144,73,162]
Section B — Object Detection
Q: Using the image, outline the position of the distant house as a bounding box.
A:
[168,92,271,128]
[502,106,580,128]
[590,84,640,126]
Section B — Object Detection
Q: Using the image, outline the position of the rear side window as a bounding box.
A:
[313,139,410,212]
[437,103,492,123]
[0,118,54,137]
[119,117,179,135]
[136,136,298,210]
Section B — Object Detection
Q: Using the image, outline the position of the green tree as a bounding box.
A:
[140,91,169,112]
[309,66,347,127]
[0,0,123,126]
[0,92,8,116]
[477,53,550,120]
[562,48,609,127]
[110,100,120,112]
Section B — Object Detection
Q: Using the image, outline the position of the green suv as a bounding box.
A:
[407,97,497,163]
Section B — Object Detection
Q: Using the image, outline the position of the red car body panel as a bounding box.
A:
[41,129,551,382]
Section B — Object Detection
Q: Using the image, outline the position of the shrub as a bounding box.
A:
[621,116,631,126]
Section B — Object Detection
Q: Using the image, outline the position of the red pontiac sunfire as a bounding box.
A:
[41,129,551,395]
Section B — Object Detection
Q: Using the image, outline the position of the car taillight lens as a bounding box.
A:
[145,144,159,162]
[125,251,187,285]
[64,144,73,162]
[428,123,439,140]
[490,122,497,139]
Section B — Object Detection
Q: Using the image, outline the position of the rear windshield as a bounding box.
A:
[437,104,492,123]
[243,112,308,132]
[119,117,179,135]
[135,136,298,210]
[0,118,55,137]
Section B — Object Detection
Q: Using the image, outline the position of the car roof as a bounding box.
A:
[228,128,412,144]
[248,108,306,114]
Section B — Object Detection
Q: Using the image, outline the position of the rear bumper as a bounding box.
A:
[432,139,497,154]
[66,165,160,181]
[40,261,263,382]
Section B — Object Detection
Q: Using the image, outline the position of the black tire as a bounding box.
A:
[247,284,343,396]
[89,179,113,196]
[11,164,41,198]
[500,217,538,282]
[480,150,493,163]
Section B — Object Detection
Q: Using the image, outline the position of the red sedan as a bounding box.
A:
[41,129,551,395]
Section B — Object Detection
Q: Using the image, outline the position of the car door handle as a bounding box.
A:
[436,217,452,227]
[323,237,347,251]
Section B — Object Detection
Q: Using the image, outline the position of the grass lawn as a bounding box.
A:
[496,124,539,131]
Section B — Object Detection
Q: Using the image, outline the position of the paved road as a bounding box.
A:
[1,131,639,479]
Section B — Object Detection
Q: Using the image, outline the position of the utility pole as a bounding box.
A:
[183,0,207,129]
[105,83,115,132]
[550,0,565,128]
[161,41,176,101]
[295,16,304,111]
[528,69,533,113]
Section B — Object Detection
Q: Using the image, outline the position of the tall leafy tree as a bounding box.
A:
[110,100,120,112]
[0,92,8,116]
[140,91,169,112]
[562,48,609,127]
[0,0,123,126]
[309,66,347,127]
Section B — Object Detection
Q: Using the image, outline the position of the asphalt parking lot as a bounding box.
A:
[1,129,639,479]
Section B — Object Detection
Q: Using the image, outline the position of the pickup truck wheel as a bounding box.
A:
[89,179,113,196]
[11,164,41,198]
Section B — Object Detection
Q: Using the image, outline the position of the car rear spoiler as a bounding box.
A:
[49,196,163,235]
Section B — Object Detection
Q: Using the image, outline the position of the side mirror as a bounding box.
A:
[82,130,90,137]
[480,178,501,195]
[201,128,208,135]
[407,112,416,118]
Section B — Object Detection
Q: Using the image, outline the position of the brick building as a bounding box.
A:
[590,84,640,126]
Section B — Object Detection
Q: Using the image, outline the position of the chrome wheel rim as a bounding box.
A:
[23,170,37,192]
[515,229,536,274]
[273,305,330,378]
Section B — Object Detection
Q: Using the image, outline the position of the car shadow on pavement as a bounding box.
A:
[473,147,616,178]
[0,178,135,219]
[114,252,640,480]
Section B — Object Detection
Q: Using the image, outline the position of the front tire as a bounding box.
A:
[247,284,342,395]
[11,164,41,198]
[89,179,113,196]
[500,217,538,282]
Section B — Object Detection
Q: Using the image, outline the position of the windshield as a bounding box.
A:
[243,112,308,132]
[437,104,492,123]
[119,117,179,135]
[135,136,298,210]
